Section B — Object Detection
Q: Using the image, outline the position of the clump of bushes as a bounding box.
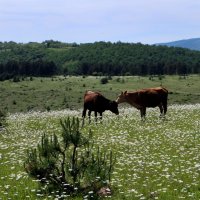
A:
[100,77,109,84]
[24,117,115,198]
[116,77,125,83]
[13,76,20,82]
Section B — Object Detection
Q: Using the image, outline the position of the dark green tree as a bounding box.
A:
[24,117,115,198]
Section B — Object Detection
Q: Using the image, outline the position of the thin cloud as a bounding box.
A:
[0,0,199,43]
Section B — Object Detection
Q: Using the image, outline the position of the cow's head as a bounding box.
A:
[116,91,127,104]
[109,101,119,115]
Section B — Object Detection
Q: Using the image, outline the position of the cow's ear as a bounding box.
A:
[124,91,127,94]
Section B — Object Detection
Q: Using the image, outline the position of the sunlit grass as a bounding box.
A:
[0,75,200,113]
[0,104,200,199]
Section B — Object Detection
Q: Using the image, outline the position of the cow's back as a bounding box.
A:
[83,91,106,112]
[138,87,168,107]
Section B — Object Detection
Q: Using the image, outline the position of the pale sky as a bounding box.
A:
[0,0,200,44]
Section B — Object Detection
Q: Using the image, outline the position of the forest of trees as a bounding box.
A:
[0,40,200,80]
[0,60,57,81]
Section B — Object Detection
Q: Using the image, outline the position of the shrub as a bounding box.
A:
[13,76,20,82]
[100,77,108,84]
[46,106,51,112]
[24,117,115,198]
[149,76,154,81]
[116,77,121,82]
[12,100,17,105]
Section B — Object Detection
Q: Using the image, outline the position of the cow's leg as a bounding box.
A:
[160,99,168,119]
[158,104,164,117]
[82,108,87,126]
[140,107,146,120]
[163,100,168,116]
[88,110,92,124]
[143,107,146,119]
[99,112,103,122]
[94,111,98,123]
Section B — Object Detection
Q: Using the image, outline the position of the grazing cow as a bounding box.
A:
[82,91,119,124]
[116,87,168,119]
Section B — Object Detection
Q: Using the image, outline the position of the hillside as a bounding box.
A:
[157,38,200,51]
[0,41,200,80]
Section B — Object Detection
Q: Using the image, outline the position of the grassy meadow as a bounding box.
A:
[0,105,200,199]
[0,75,200,199]
[0,75,199,113]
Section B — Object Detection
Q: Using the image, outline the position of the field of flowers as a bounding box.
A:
[0,104,200,199]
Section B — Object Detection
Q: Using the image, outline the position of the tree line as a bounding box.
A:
[0,60,57,81]
[0,41,200,80]
[63,42,200,75]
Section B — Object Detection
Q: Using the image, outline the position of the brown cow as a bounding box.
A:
[82,91,119,124]
[116,87,168,119]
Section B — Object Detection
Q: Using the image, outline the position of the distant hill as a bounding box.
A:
[0,41,200,80]
[157,38,200,51]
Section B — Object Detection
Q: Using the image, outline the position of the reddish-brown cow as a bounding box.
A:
[116,87,168,119]
[82,91,119,124]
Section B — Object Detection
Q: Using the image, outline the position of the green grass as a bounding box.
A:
[0,75,200,199]
[0,104,200,199]
[0,75,199,113]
